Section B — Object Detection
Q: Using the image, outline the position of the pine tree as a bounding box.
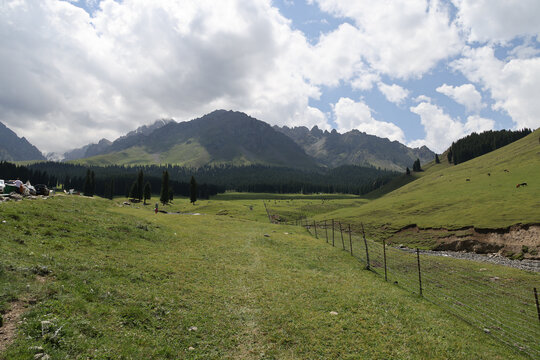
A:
[136,170,144,202]
[83,169,94,196]
[143,181,151,205]
[129,181,138,200]
[447,144,453,163]
[160,170,169,205]
[435,154,440,164]
[90,170,95,197]
[406,167,410,175]
[107,179,115,200]
[412,158,422,172]
[190,176,197,205]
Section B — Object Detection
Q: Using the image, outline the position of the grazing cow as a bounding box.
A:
[516,183,528,188]
[504,169,510,173]
[466,178,470,181]
[487,173,491,176]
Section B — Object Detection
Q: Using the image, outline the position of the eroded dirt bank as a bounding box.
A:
[387,223,540,260]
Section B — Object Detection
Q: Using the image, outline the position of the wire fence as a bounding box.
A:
[265,206,540,359]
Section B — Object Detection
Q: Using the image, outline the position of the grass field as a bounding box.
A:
[0,195,532,359]
[309,128,540,243]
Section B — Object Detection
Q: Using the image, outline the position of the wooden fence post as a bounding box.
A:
[324,220,328,243]
[339,222,345,250]
[348,224,353,256]
[332,219,335,247]
[263,201,272,223]
[361,223,370,270]
[535,287,540,323]
[416,248,423,296]
[314,220,318,239]
[383,239,387,281]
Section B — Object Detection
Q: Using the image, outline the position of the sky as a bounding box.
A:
[1,0,539,154]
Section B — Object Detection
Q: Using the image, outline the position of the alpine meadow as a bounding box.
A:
[1,1,540,359]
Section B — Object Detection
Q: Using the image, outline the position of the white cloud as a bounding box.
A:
[409,101,494,152]
[464,115,496,134]
[436,83,484,113]
[310,0,463,79]
[413,95,432,103]
[333,98,405,142]
[452,46,540,130]
[451,0,540,43]
[377,82,410,105]
[0,0,329,152]
[303,23,368,86]
[350,72,380,91]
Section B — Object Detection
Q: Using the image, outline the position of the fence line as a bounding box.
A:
[268,212,540,359]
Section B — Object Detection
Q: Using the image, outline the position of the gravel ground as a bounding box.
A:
[396,247,540,273]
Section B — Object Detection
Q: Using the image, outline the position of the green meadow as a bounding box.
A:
[311,128,540,242]
[0,195,532,359]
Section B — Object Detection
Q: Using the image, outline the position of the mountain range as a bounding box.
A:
[274,125,434,171]
[3,110,435,170]
[0,121,45,161]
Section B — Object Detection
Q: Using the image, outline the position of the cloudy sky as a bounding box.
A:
[1,0,539,153]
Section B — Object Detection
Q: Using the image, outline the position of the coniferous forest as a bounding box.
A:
[0,161,399,198]
[447,129,531,165]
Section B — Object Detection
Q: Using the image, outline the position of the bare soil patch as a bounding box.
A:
[389,224,540,260]
[0,301,26,353]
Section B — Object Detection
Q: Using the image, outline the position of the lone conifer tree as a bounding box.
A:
[435,154,440,164]
[90,170,95,196]
[143,181,151,205]
[107,179,114,200]
[160,170,169,205]
[129,181,138,200]
[412,158,422,172]
[190,176,197,205]
[406,167,411,175]
[83,169,91,196]
[136,170,144,202]
[83,169,95,197]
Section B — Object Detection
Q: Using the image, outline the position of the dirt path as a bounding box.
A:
[0,301,26,353]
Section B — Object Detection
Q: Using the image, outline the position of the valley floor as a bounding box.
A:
[0,195,536,359]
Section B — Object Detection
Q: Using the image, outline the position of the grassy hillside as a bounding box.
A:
[316,128,540,239]
[0,196,527,359]
[70,146,158,166]
[74,110,319,169]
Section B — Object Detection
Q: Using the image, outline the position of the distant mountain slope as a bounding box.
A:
[274,125,434,171]
[77,110,319,169]
[0,121,45,161]
[117,118,174,140]
[315,127,540,255]
[63,138,112,161]
[62,119,174,161]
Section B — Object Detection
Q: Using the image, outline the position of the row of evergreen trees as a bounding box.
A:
[0,161,58,188]
[22,162,399,196]
[78,167,210,204]
[447,129,531,165]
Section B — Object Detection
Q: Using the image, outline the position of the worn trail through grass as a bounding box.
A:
[0,197,530,359]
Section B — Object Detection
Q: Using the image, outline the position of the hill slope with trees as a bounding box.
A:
[315,128,540,253]
[74,110,319,169]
